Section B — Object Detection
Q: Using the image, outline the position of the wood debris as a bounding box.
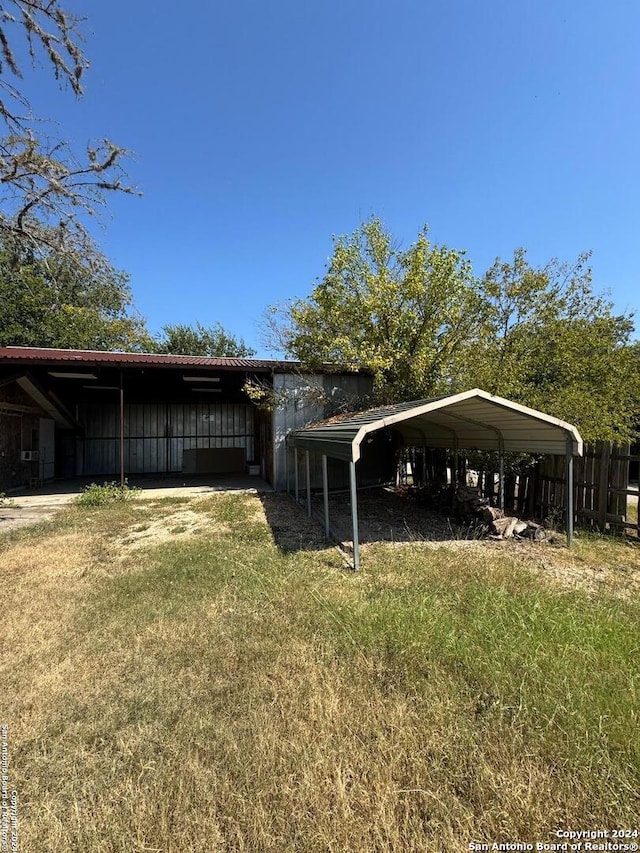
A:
[454,486,545,541]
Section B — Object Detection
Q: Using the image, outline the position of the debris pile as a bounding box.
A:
[454,486,545,541]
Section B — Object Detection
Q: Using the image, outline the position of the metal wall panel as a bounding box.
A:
[272,373,373,490]
[79,402,255,475]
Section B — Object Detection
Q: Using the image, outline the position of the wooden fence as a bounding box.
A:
[400,443,640,538]
[536,442,639,537]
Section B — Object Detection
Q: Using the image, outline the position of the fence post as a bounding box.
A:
[598,441,611,530]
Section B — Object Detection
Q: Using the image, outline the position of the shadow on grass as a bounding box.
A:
[258,492,335,554]
[258,487,483,556]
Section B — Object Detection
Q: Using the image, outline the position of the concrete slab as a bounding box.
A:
[1,474,273,534]
[0,501,63,532]
[123,474,273,498]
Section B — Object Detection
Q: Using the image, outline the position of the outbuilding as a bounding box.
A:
[0,346,371,492]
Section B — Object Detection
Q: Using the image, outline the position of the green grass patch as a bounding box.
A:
[2,494,639,851]
[325,551,639,772]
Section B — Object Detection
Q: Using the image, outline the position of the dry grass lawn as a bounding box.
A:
[1,492,639,852]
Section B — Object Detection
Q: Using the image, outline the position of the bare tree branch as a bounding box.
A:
[0,1,136,265]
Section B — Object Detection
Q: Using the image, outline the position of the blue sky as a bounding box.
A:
[20,0,640,353]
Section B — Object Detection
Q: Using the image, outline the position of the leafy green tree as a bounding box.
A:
[154,322,255,358]
[459,249,640,442]
[0,1,133,265]
[277,217,481,401]
[0,237,150,350]
[276,219,639,442]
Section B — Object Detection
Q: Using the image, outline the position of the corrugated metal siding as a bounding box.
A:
[273,372,374,491]
[0,346,296,371]
[79,402,254,475]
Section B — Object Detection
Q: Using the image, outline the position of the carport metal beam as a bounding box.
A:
[452,435,459,486]
[349,460,360,571]
[566,438,574,547]
[498,436,505,511]
[119,369,125,486]
[322,454,330,537]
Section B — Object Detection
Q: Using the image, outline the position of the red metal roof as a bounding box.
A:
[0,346,299,372]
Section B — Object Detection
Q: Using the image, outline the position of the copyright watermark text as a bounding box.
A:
[469,829,639,853]
[1,725,18,853]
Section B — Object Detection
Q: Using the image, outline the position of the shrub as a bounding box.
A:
[74,481,139,507]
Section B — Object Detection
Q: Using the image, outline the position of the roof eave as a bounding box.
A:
[288,389,584,462]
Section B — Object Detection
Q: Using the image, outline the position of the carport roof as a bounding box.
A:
[287,388,583,461]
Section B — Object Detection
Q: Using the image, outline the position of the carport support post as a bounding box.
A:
[349,460,360,571]
[305,450,312,517]
[498,449,505,511]
[566,438,574,548]
[322,454,330,537]
[119,369,125,486]
[285,443,289,497]
[294,448,299,504]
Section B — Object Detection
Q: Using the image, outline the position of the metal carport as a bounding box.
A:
[286,388,583,569]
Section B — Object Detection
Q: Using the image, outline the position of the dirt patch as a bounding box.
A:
[506,539,640,600]
[314,487,481,545]
[117,507,226,552]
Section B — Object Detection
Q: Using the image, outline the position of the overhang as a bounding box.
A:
[287,388,583,461]
[0,346,297,372]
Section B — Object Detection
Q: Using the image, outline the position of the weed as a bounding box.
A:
[74,481,140,507]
